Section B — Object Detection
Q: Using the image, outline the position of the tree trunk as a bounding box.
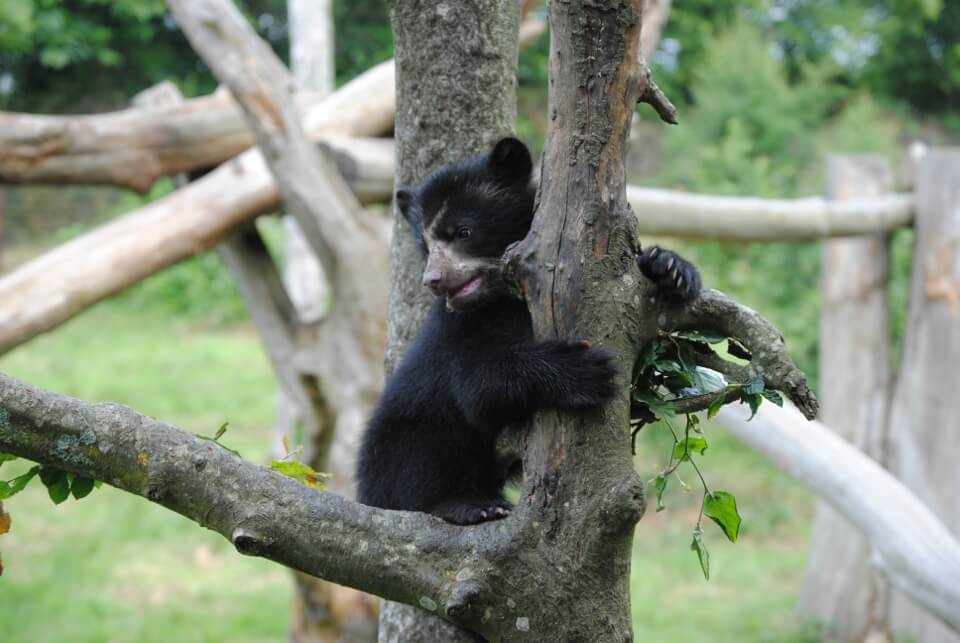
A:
[381,1,522,638]
[888,149,960,643]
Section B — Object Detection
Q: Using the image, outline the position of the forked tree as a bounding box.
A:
[0,0,816,640]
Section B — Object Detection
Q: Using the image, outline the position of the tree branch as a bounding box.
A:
[168,0,383,283]
[662,289,820,419]
[0,372,506,612]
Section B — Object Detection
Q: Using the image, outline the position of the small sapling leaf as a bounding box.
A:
[654,474,668,512]
[270,460,331,490]
[704,491,742,543]
[672,436,708,461]
[744,377,765,395]
[214,421,229,441]
[691,526,710,580]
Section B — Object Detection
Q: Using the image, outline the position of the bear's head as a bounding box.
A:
[396,137,536,312]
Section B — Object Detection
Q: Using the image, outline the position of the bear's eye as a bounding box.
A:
[456,226,471,240]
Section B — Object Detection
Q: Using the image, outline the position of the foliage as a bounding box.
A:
[654,20,836,198]
[631,330,786,578]
[657,0,960,117]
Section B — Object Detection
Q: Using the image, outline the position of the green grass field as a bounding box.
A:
[0,304,819,642]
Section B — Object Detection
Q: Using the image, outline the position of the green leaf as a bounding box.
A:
[70,475,96,500]
[672,436,708,461]
[653,474,668,512]
[195,426,241,457]
[743,392,763,419]
[762,389,784,407]
[631,389,677,420]
[694,367,727,394]
[707,394,727,419]
[704,490,742,543]
[0,466,40,499]
[39,468,70,505]
[671,330,726,345]
[270,460,331,490]
[691,526,710,580]
[676,341,700,381]
[744,377,765,395]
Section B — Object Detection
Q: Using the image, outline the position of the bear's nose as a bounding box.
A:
[422,271,443,290]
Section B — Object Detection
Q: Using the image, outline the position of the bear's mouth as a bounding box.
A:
[449,276,483,302]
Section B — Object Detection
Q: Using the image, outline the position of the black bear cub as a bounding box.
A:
[355,137,701,525]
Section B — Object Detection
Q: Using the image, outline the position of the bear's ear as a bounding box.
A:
[489,137,533,181]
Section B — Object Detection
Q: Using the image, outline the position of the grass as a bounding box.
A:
[1,303,817,642]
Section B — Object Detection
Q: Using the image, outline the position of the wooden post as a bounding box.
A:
[798,156,895,642]
[888,149,960,643]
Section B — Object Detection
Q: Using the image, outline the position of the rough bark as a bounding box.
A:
[798,157,895,642]
[0,373,481,605]
[380,0,522,638]
[888,149,960,643]
[714,403,960,636]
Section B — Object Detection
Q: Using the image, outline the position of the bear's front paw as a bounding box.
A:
[432,499,512,525]
[637,246,702,303]
[545,340,620,410]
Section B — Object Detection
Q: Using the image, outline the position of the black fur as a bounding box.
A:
[637,245,702,302]
[356,137,700,525]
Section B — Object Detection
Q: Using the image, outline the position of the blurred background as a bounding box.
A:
[0,1,957,641]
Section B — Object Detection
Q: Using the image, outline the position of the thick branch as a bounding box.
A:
[715,403,960,635]
[663,289,819,419]
[0,372,505,613]
[168,0,380,282]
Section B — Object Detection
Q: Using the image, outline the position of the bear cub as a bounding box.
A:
[355,137,701,525]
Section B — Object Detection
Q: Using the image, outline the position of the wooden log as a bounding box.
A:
[887,149,960,643]
[715,403,960,636]
[797,156,895,642]
[0,16,546,194]
[0,135,390,355]
[628,186,914,240]
[0,62,394,194]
